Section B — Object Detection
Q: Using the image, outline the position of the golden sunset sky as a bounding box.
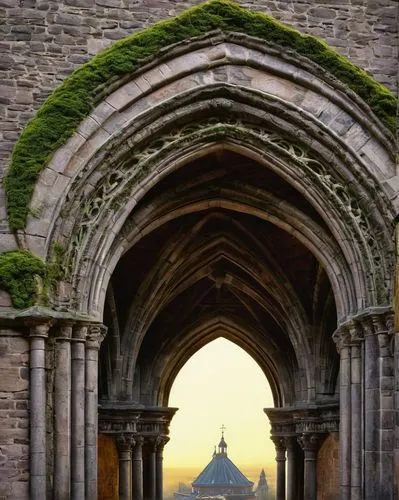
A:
[163,338,276,494]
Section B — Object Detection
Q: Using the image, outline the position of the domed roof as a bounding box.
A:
[192,453,253,488]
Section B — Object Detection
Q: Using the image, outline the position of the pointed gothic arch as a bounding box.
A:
[0,2,397,500]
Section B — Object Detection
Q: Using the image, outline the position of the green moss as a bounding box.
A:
[0,250,46,309]
[0,245,69,309]
[5,0,397,231]
[45,242,67,296]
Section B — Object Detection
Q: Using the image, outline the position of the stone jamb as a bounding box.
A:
[85,324,105,500]
[27,321,52,500]
[53,321,74,500]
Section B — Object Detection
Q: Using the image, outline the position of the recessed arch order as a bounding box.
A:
[4,3,398,499]
[13,25,393,322]
[7,5,395,414]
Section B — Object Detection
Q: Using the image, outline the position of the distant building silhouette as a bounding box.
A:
[175,431,255,500]
[255,469,270,500]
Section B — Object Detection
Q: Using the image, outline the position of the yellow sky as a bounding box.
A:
[163,337,276,472]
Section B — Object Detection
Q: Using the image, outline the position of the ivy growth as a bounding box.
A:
[5,0,397,231]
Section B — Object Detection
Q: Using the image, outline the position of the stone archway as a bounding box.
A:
[0,2,397,500]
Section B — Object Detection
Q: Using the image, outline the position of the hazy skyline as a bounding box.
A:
[163,338,276,473]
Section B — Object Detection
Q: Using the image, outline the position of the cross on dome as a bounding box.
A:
[218,425,228,455]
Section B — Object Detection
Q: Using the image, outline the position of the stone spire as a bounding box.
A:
[256,469,269,500]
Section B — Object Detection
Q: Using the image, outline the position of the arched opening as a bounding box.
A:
[98,148,340,406]
[1,3,395,499]
[163,338,275,498]
[97,146,342,499]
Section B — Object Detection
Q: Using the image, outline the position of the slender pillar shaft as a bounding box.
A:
[29,323,50,500]
[364,324,379,500]
[394,329,399,497]
[273,438,286,500]
[377,330,394,499]
[351,342,362,500]
[118,437,133,500]
[54,323,72,500]
[132,437,144,500]
[303,449,317,500]
[286,437,297,500]
[340,342,351,500]
[71,325,87,500]
[85,325,103,500]
[156,443,165,500]
[148,443,156,500]
[298,434,321,500]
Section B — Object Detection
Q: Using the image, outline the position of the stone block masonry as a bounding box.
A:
[0,0,397,239]
[0,332,29,500]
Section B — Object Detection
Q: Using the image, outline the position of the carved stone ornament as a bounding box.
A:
[60,117,392,307]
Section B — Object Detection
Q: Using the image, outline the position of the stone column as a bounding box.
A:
[349,322,363,500]
[71,324,87,500]
[272,437,286,500]
[395,326,399,497]
[286,436,298,500]
[156,437,168,500]
[298,433,322,500]
[363,317,381,500]
[118,435,134,500]
[85,325,104,500]
[375,315,394,499]
[334,326,351,500]
[29,322,51,500]
[54,322,73,500]
[132,436,144,500]
[144,438,157,500]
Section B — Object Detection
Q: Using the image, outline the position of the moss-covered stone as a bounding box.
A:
[0,250,46,309]
[5,0,397,231]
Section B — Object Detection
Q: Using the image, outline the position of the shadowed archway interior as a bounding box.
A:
[99,149,339,409]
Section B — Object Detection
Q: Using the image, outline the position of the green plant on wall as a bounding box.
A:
[5,0,397,232]
[0,250,46,309]
[0,244,67,310]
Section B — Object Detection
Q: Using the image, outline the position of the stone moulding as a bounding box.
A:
[58,101,393,314]
[4,0,397,232]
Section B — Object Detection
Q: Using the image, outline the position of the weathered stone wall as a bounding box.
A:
[317,433,339,500]
[0,0,397,241]
[0,331,29,500]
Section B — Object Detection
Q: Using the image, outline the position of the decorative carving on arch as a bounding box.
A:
[53,110,394,315]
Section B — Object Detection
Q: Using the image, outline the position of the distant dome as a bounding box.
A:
[192,453,253,488]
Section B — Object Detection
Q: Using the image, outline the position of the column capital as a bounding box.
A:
[54,321,74,341]
[271,436,287,451]
[72,323,87,342]
[348,320,364,345]
[334,308,394,350]
[86,324,106,350]
[156,435,169,451]
[271,436,287,462]
[284,435,298,451]
[116,433,135,451]
[146,435,161,452]
[29,322,52,339]
[332,324,351,352]
[297,433,324,453]
[133,435,144,447]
